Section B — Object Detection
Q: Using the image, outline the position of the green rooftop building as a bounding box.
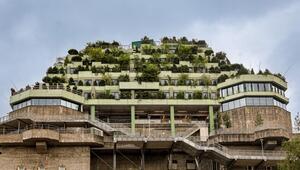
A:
[0,37,292,170]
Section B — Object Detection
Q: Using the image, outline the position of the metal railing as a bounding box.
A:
[12,83,83,96]
[0,123,103,137]
[210,123,289,136]
[176,123,207,137]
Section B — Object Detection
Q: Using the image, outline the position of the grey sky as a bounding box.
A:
[0,0,299,121]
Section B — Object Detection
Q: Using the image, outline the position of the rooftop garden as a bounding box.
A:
[42,36,286,85]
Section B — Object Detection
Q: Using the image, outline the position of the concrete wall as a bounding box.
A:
[0,146,90,170]
[213,106,292,143]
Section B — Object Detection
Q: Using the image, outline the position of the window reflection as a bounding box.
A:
[221,97,287,112]
[13,99,80,111]
[220,82,285,98]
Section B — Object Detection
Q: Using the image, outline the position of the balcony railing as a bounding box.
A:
[0,123,103,137]
[11,83,83,96]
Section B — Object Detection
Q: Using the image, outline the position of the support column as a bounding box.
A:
[91,105,96,121]
[17,120,21,134]
[113,143,117,170]
[131,105,135,135]
[170,106,175,137]
[141,148,145,170]
[209,106,214,133]
[131,90,135,99]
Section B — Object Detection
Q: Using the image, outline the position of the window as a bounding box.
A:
[259,97,267,105]
[234,99,240,108]
[61,100,67,107]
[239,84,244,93]
[164,92,170,99]
[222,103,229,111]
[258,83,265,91]
[211,92,216,99]
[252,83,258,91]
[240,98,246,107]
[253,97,260,105]
[228,101,234,110]
[222,89,227,97]
[233,85,239,94]
[245,83,252,92]
[227,87,233,96]
[265,83,271,91]
[246,97,254,105]
[221,97,287,112]
[266,98,273,105]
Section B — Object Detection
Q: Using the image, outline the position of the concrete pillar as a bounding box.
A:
[141,149,145,170]
[17,120,21,134]
[131,90,135,99]
[209,106,214,133]
[113,143,116,170]
[131,105,135,135]
[91,105,96,121]
[170,106,175,137]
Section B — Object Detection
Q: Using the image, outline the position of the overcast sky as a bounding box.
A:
[0,0,299,121]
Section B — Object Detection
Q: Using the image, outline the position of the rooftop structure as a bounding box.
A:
[0,36,292,170]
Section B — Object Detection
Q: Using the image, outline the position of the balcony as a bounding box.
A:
[0,124,104,146]
[119,82,160,90]
[10,83,84,105]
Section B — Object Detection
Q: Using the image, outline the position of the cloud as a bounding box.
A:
[184,1,300,117]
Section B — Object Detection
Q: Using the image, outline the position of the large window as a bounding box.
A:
[221,97,287,112]
[220,82,285,97]
[245,83,252,92]
[13,99,80,111]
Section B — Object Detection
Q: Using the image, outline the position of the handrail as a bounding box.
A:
[113,134,286,159]
[0,124,103,136]
[11,83,83,96]
[210,124,289,136]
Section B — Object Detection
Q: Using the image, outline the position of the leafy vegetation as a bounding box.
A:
[279,138,300,170]
[140,64,160,82]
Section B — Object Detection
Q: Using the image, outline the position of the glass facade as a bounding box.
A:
[13,99,80,111]
[219,82,286,98]
[220,97,287,112]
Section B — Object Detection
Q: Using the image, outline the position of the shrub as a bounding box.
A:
[78,80,83,86]
[68,78,75,85]
[176,91,185,99]
[71,56,82,62]
[217,74,229,83]
[68,49,79,55]
[193,91,202,99]
[118,74,130,82]
[140,64,160,82]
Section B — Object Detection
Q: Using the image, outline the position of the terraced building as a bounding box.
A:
[0,37,292,170]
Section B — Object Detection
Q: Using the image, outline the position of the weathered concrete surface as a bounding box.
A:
[0,146,90,170]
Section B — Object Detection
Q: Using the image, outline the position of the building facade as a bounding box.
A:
[0,38,292,170]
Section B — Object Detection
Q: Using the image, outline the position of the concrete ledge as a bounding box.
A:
[22,129,59,142]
